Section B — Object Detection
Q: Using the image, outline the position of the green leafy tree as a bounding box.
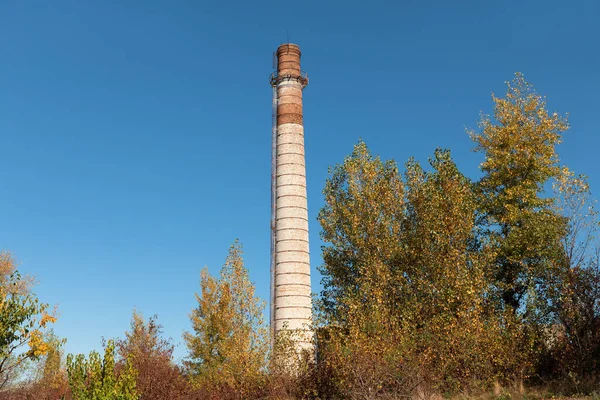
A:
[184,240,268,397]
[0,251,58,390]
[67,340,138,400]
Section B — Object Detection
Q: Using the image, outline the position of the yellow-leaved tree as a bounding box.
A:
[36,329,68,394]
[467,74,572,383]
[402,149,525,390]
[184,240,268,398]
[317,143,512,396]
[0,251,58,390]
[318,140,405,328]
[469,73,568,315]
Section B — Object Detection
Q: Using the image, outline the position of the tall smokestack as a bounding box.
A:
[270,43,312,350]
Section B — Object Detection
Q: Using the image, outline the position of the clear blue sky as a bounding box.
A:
[1,1,598,361]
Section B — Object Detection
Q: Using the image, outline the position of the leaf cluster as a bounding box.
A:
[183,240,268,397]
[0,252,58,390]
[66,340,138,400]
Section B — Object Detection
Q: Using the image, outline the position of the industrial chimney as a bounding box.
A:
[270,43,312,350]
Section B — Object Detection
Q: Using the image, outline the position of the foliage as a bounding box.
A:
[4,73,600,399]
[66,340,138,400]
[2,330,71,400]
[35,329,69,397]
[317,142,529,396]
[265,323,319,400]
[538,169,600,386]
[315,74,585,397]
[402,149,533,388]
[116,311,187,400]
[469,73,569,314]
[184,240,268,398]
[0,251,58,390]
[318,140,405,326]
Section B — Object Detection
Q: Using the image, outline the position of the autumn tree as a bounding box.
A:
[25,329,70,399]
[67,340,138,400]
[540,168,600,382]
[316,141,419,398]
[316,142,409,398]
[184,240,268,398]
[318,140,405,328]
[317,143,519,395]
[116,310,186,400]
[0,251,58,391]
[469,73,569,315]
[404,149,538,388]
[5,330,70,400]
